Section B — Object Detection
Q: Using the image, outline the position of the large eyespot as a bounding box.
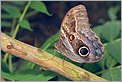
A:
[69,34,75,41]
[78,46,89,57]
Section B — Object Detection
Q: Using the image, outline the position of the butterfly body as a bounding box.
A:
[54,5,104,63]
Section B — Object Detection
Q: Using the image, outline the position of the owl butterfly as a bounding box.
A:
[54,5,104,63]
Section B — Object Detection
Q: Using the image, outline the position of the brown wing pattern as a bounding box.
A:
[55,5,104,63]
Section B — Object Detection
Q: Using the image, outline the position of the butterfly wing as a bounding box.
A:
[55,5,104,63]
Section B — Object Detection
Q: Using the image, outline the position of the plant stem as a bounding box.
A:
[3,1,31,73]
[12,1,31,38]
[3,53,9,63]
[9,55,13,73]
[10,19,16,36]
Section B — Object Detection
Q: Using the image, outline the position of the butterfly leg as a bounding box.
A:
[44,49,57,61]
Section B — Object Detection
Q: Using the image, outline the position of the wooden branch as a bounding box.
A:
[1,32,107,81]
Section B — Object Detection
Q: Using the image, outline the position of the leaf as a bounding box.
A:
[92,25,104,39]
[13,60,36,73]
[1,14,13,19]
[2,72,14,80]
[83,63,100,73]
[11,61,57,81]
[30,1,52,16]
[2,70,57,81]
[101,21,120,42]
[106,38,121,63]
[97,49,107,70]
[10,1,26,6]
[102,66,121,81]
[25,11,38,18]
[41,32,59,50]
[1,60,10,73]
[100,46,117,69]
[19,19,32,31]
[108,6,120,20]
[93,21,120,42]
[26,62,36,69]
[1,4,21,18]
[1,21,11,28]
[105,52,117,68]
[58,75,70,81]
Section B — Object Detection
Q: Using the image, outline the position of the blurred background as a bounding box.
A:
[1,1,121,81]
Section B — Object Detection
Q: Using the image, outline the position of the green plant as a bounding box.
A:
[1,2,121,81]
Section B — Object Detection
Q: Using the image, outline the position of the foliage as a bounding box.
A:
[19,19,32,31]
[1,1,121,81]
[30,1,52,16]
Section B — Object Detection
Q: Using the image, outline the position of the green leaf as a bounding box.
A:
[25,11,38,18]
[1,60,9,73]
[105,52,117,68]
[11,61,57,81]
[108,6,120,20]
[13,60,35,73]
[92,25,104,38]
[30,1,52,16]
[1,4,21,18]
[58,75,70,81]
[19,19,32,31]
[106,38,121,63]
[101,21,120,42]
[26,62,36,69]
[10,1,26,6]
[83,63,100,73]
[102,66,121,81]
[41,32,59,50]
[93,21,121,42]
[93,21,120,42]
[1,21,11,28]
[2,70,57,81]
[2,72,14,80]
[1,14,13,19]
[97,49,107,70]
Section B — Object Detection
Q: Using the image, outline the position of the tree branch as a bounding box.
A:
[1,32,107,81]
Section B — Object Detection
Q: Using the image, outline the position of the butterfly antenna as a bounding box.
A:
[47,25,56,44]
[47,25,54,35]
[62,55,68,66]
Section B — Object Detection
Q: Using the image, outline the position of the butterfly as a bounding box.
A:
[54,5,104,63]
